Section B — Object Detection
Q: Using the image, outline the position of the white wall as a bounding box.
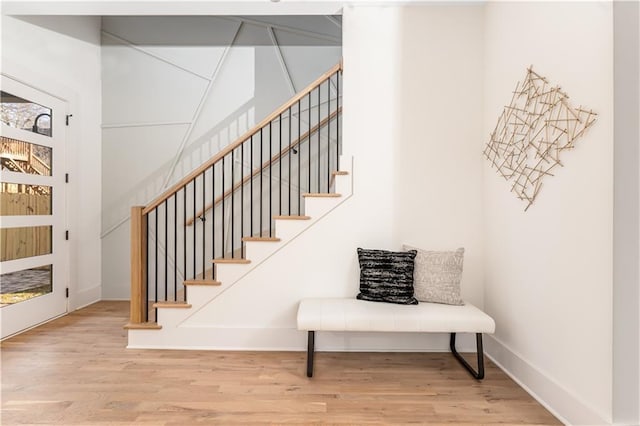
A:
[393,5,484,307]
[1,15,103,310]
[100,16,341,299]
[482,2,614,424]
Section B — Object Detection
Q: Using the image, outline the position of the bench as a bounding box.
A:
[297,298,496,380]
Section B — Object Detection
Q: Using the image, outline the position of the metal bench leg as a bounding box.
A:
[306,331,315,378]
[450,332,485,380]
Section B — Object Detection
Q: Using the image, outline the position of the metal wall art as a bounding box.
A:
[484,67,597,211]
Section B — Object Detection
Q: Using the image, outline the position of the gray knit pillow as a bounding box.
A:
[356,248,418,305]
[403,245,464,305]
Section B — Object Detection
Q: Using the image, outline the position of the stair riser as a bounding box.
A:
[184,286,224,309]
[215,263,255,286]
[334,174,351,196]
[244,240,285,264]
[303,196,344,218]
[156,307,189,328]
[272,218,314,241]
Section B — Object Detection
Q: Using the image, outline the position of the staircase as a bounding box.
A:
[126,63,350,348]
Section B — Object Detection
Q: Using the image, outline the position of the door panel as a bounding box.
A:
[0,75,67,338]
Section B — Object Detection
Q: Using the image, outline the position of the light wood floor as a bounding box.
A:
[1,301,560,425]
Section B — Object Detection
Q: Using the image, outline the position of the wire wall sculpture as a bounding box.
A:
[484,67,597,211]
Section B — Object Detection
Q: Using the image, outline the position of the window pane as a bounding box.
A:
[1,183,52,216]
[0,226,52,261]
[0,264,52,306]
[0,91,52,137]
[0,136,52,176]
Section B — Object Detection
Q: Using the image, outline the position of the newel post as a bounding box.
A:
[130,206,147,324]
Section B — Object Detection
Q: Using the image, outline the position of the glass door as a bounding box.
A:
[0,75,68,338]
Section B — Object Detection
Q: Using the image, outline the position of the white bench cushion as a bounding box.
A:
[297,298,495,334]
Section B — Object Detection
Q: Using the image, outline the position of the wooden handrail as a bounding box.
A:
[143,62,342,215]
[185,106,342,226]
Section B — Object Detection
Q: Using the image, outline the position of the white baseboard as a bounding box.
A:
[70,284,101,311]
[127,327,479,352]
[485,335,610,426]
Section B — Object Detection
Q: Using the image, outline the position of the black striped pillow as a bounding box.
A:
[356,248,418,305]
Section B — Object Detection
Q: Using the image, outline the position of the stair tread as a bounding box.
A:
[274,215,311,220]
[242,236,281,242]
[184,279,221,286]
[212,258,251,264]
[152,301,192,309]
[123,322,162,330]
[302,193,342,198]
[332,170,349,176]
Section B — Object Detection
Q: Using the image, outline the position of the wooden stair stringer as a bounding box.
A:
[126,156,353,345]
